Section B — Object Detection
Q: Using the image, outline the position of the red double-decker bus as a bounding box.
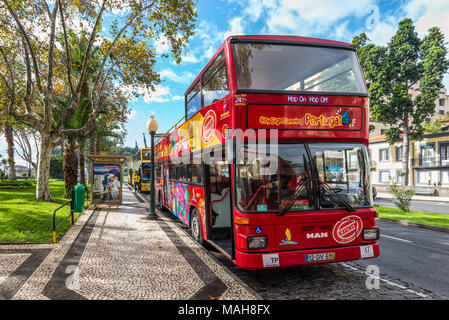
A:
[154,35,380,270]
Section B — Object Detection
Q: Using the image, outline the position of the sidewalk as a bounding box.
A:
[376,192,449,202]
[0,186,259,300]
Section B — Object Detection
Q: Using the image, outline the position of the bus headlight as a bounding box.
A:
[363,228,379,241]
[247,236,267,249]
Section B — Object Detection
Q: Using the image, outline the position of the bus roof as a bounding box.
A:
[184,35,354,95]
[227,35,354,47]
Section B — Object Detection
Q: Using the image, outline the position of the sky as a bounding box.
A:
[124,0,449,149]
[2,0,449,164]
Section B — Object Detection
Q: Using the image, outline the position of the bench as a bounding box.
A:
[414,188,437,196]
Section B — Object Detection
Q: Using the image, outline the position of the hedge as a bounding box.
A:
[0,180,34,188]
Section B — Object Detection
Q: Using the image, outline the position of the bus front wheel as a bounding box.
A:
[190,209,203,245]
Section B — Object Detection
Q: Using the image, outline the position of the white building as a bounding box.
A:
[369,125,449,196]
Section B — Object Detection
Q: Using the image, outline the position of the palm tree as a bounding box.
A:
[0,155,7,180]
[56,97,92,197]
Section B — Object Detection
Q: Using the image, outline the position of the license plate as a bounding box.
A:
[305,252,336,262]
[360,245,374,259]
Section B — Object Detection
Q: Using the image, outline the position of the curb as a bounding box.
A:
[0,242,54,245]
[377,217,449,234]
[375,196,449,203]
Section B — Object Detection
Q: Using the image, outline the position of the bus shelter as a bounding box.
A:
[87,155,127,206]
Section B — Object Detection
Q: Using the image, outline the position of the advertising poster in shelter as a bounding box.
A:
[92,163,122,204]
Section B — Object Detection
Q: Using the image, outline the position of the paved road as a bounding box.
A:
[156,193,449,299]
[375,197,449,215]
[351,220,449,299]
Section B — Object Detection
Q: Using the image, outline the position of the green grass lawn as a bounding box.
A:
[376,205,449,229]
[0,180,86,243]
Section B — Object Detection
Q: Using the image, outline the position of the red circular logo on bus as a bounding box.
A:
[202,110,217,144]
[332,215,363,244]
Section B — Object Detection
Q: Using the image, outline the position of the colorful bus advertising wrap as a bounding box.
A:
[156,101,231,162]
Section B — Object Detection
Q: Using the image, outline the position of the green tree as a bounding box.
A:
[50,154,64,180]
[353,19,449,185]
[0,0,197,201]
[422,119,443,133]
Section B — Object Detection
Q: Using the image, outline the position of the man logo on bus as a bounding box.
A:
[202,110,217,144]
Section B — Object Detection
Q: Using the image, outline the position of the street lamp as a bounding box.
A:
[146,115,158,220]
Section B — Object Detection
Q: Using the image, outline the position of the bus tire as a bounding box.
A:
[190,209,203,245]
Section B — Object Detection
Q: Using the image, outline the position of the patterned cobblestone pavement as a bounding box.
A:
[210,246,445,300]
[0,187,258,300]
[1,186,445,300]
[214,256,446,300]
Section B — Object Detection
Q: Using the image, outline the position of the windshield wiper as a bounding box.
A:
[278,178,309,216]
[319,181,355,212]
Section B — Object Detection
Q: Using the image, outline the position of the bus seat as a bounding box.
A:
[211,187,231,228]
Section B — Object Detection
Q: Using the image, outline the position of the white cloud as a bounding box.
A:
[404,0,449,39]
[117,84,173,103]
[155,35,170,55]
[141,85,171,103]
[365,19,397,46]
[128,109,137,119]
[259,0,375,35]
[159,69,195,83]
[222,17,245,38]
[172,95,184,101]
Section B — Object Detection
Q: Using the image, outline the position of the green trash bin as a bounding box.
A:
[72,184,86,213]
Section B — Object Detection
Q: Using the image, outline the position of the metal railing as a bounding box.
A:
[155,116,185,145]
[52,201,74,243]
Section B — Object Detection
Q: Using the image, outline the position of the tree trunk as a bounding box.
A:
[89,136,96,155]
[63,140,78,198]
[36,134,54,201]
[4,122,16,180]
[402,118,410,186]
[79,140,86,186]
[95,137,100,154]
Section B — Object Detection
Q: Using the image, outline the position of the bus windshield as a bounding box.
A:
[232,42,367,95]
[236,143,372,212]
[141,163,152,181]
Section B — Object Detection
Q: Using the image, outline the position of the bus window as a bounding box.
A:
[142,149,151,160]
[175,164,190,182]
[232,42,367,94]
[169,163,176,180]
[236,144,313,212]
[186,81,201,118]
[308,143,372,208]
[202,51,229,106]
[155,164,162,179]
[190,164,203,184]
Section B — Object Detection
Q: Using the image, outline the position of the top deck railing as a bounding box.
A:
[155,116,186,145]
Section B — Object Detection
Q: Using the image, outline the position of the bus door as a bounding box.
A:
[206,161,233,257]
